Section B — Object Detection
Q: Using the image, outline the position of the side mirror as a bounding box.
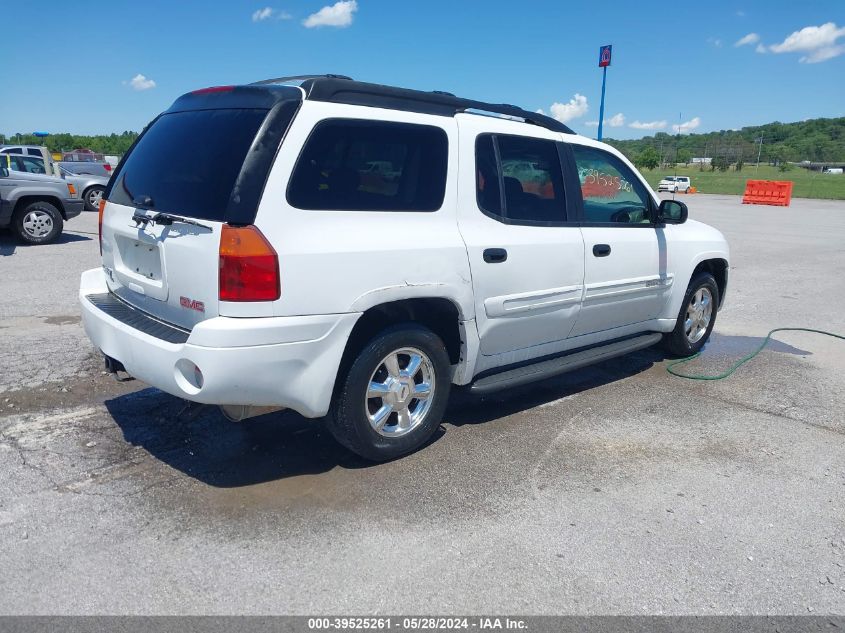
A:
[657,199,688,224]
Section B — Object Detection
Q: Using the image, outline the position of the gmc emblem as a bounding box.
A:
[180,296,205,313]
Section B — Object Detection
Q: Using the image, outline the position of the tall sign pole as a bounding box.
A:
[597,44,612,141]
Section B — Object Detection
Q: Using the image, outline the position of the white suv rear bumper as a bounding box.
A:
[79,268,359,418]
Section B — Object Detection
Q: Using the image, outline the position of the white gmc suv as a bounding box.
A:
[80,76,729,461]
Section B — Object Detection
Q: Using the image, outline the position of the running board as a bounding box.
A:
[469,333,663,394]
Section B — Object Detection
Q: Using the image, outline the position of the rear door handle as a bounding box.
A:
[592,244,611,257]
[483,248,508,263]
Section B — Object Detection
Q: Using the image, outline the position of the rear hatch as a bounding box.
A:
[100,86,301,330]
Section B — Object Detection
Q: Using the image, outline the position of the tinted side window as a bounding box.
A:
[475,134,566,225]
[7,148,22,154]
[475,135,502,216]
[288,120,448,212]
[27,149,42,156]
[571,145,652,224]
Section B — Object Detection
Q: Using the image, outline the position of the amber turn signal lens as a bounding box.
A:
[98,199,106,256]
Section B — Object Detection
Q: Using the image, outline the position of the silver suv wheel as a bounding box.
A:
[22,209,54,239]
[685,287,713,344]
[365,347,435,437]
[87,188,103,209]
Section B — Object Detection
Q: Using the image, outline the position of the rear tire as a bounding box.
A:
[83,186,104,212]
[664,273,719,357]
[326,323,452,462]
[13,201,63,244]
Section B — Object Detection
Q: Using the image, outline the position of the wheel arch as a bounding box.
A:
[690,257,728,309]
[14,195,66,219]
[82,183,104,198]
[335,297,467,399]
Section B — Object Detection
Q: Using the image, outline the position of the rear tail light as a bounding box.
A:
[97,198,106,255]
[103,164,112,172]
[219,225,280,302]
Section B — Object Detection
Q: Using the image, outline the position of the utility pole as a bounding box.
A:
[756,136,763,173]
[597,45,612,141]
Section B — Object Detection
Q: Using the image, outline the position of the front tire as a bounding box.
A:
[664,273,719,356]
[326,324,452,462]
[13,201,63,244]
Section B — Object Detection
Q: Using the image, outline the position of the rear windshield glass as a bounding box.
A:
[108,108,268,220]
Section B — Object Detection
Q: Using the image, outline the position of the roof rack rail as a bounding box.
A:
[298,78,574,134]
[250,74,353,86]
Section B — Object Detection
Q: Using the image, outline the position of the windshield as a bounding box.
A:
[108,108,269,221]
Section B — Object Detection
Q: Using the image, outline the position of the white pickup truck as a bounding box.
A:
[80,76,729,461]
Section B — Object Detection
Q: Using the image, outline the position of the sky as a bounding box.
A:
[2,0,844,140]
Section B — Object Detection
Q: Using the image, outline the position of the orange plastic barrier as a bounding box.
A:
[688,186,697,194]
[742,180,793,207]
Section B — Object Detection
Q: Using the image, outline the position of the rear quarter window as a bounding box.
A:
[287,119,448,212]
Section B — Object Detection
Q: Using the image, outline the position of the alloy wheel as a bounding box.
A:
[365,347,435,438]
[22,209,54,239]
[684,287,713,344]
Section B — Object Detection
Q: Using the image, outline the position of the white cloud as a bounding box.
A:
[126,74,156,91]
[673,116,701,133]
[735,32,759,46]
[801,44,845,63]
[768,22,845,63]
[736,10,746,17]
[755,43,767,53]
[303,0,357,28]
[252,7,274,21]
[584,112,624,128]
[544,94,589,123]
[629,120,667,130]
[707,37,723,48]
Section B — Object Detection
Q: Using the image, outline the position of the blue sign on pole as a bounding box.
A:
[599,45,612,68]
[597,45,612,141]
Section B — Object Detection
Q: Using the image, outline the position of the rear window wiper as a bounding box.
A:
[132,209,212,231]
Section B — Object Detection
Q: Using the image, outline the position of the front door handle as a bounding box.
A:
[592,244,611,257]
[483,248,508,263]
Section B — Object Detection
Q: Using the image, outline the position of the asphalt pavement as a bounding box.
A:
[1,195,844,614]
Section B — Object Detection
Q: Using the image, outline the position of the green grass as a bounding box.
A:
[640,164,845,200]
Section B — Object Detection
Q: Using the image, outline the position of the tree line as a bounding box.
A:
[0,131,138,156]
[604,117,845,170]
[3,116,843,166]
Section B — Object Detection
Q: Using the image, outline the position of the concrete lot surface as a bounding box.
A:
[1,195,844,614]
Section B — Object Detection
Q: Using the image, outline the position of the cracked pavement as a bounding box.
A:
[1,198,844,614]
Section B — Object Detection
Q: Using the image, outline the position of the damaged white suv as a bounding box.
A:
[80,75,729,461]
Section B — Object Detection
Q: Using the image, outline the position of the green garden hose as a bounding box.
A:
[666,328,845,380]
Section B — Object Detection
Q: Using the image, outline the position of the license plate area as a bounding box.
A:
[113,235,167,300]
[117,236,162,281]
